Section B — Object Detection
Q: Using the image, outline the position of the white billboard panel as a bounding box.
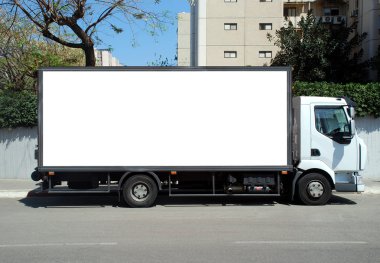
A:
[41,69,289,167]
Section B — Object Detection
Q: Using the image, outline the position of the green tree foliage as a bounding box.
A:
[0,12,84,128]
[268,11,368,83]
[293,82,380,117]
[0,90,37,128]
[0,11,84,91]
[326,22,368,83]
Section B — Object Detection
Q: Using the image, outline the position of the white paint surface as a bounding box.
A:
[0,242,117,248]
[42,70,289,167]
[234,241,368,245]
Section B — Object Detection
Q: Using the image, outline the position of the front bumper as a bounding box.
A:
[335,172,364,192]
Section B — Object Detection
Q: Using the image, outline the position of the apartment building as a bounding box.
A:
[348,0,380,68]
[182,0,380,71]
[95,49,122,66]
[190,0,284,66]
[177,12,191,66]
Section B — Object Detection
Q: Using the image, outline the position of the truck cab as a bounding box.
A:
[293,96,366,205]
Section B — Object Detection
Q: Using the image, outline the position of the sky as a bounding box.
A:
[95,0,190,66]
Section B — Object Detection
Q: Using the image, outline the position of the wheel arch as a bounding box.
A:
[298,169,335,190]
[291,168,335,200]
[118,171,162,191]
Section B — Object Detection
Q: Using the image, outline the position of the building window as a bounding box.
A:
[259,23,272,30]
[224,51,237,58]
[284,7,296,18]
[324,8,339,16]
[259,51,272,58]
[224,0,237,2]
[224,23,237,30]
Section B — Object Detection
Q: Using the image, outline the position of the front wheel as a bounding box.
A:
[297,173,332,206]
[122,175,158,208]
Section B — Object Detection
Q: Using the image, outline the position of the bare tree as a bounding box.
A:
[1,0,165,66]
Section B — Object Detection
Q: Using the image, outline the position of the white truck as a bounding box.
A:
[31,67,366,207]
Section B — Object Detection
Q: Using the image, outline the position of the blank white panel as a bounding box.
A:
[42,70,289,167]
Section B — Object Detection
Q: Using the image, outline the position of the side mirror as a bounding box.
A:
[350,120,356,136]
[349,107,356,119]
[337,121,355,144]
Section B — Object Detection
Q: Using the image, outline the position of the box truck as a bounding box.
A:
[31,67,366,207]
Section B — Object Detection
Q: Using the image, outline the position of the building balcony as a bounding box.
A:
[316,15,347,25]
[284,15,346,28]
[283,0,316,3]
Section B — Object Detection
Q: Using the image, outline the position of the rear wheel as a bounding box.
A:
[122,175,158,208]
[297,173,332,205]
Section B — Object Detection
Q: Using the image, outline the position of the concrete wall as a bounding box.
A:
[0,118,379,179]
[0,128,37,179]
[356,117,380,179]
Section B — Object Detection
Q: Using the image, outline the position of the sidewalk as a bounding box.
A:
[363,178,380,194]
[0,178,379,199]
[0,179,40,198]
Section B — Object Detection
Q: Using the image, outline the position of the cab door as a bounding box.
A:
[310,105,358,172]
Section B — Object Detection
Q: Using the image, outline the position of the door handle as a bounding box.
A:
[311,149,321,156]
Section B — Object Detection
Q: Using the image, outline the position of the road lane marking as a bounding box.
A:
[234,241,368,245]
[0,242,117,248]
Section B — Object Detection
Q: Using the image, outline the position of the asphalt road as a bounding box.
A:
[0,193,379,263]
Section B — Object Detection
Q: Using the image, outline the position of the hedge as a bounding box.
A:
[293,82,380,118]
[0,90,37,128]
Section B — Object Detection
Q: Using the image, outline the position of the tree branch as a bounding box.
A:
[85,0,122,34]
[42,30,83,48]
[72,0,85,21]
[13,0,44,30]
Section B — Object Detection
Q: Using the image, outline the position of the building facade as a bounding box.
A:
[190,0,283,67]
[349,0,380,76]
[182,0,380,71]
[95,49,122,66]
[177,12,191,66]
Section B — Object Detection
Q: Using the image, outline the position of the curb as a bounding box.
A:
[0,190,30,198]
[363,186,380,195]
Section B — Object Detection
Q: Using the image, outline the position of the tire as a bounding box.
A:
[122,175,158,208]
[297,173,332,206]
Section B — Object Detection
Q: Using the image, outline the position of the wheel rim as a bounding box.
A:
[131,183,149,202]
[307,180,324,199]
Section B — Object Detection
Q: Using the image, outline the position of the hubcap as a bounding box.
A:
[131,183,149,201]
[307,181,324,198]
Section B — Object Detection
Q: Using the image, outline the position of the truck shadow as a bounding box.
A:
[155,194,356,207]
[328,194,357,205]
[19,193,119,208]
[18,191,356,208]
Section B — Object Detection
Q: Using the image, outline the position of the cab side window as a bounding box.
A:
[315,107,349,137]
